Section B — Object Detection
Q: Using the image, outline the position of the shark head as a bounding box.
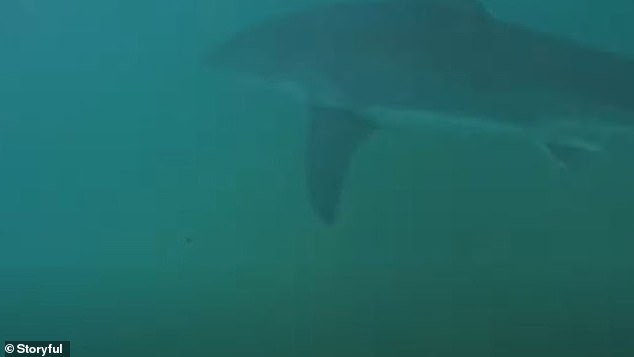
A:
[205,33,277,77]
[203,19,323,102]
[202,14,318,85]
[204,0,490,80]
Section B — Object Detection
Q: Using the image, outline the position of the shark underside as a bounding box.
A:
[205,0,634,224]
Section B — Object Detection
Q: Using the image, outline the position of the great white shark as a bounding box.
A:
[204,0,634,224]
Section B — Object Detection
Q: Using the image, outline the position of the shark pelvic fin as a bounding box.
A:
[541,139,602,170]
[306,105,375,224]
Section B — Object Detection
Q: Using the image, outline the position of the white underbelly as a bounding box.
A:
[365,107,525,136]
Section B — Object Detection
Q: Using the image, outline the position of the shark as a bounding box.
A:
[204,0,634,224]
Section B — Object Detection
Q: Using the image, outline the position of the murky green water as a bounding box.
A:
[1,0,633,355]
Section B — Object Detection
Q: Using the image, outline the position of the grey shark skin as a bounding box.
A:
[205,0,634,224]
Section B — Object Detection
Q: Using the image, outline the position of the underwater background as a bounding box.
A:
[1,0,633,355]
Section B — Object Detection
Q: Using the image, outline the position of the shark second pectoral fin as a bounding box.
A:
[541,139,602,170]
[306,105,376,224]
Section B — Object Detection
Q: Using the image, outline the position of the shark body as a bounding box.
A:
[205,0,634,224]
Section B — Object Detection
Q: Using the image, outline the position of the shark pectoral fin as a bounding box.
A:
[541,139,602,170]
[306,105,376,224]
